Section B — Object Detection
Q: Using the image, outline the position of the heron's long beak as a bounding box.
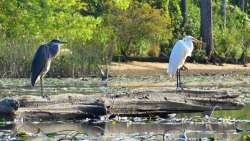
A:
[60,41,67,44]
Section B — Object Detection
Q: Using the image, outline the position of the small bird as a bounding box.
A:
[168,36,201,90]
[31,39,67,98]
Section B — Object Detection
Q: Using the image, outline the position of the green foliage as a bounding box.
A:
[185,0,200,37]
[0,0,102,77]
[113,0,132,10]
[0,0,249,77]
[0,0,100,40]
[213,3,250,62]
[214,28,243,61]
[106,2,172,56]
[168,0,182,38]
[214,104,250,120]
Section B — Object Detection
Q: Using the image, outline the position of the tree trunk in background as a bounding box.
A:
[221,0,227,28]
[238,0,245,11]
[200,0,214,59]
[238,0,247,66]
[181,0,187,27]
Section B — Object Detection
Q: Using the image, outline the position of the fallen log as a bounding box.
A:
[0,88,244,120]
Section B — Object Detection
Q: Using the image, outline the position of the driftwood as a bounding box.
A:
[0,88,244,120]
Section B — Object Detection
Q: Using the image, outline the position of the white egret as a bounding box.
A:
[168,36,201,89]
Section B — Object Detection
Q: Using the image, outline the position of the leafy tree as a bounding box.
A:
[0,0,101,77]
[106,2,172,56]
[0,0,250,77]
[213,3,250,63]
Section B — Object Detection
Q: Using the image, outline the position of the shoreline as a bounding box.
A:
[110,61,250,76]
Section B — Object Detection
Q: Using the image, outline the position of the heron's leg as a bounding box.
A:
[40,77,44,97]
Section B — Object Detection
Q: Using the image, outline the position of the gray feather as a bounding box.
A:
[31,45,49,86]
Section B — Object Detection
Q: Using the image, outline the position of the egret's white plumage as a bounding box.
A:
[168,36,194,77]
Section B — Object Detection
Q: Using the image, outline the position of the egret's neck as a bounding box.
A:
[185,40,194,50]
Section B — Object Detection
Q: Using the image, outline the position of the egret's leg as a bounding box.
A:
[178,69,181,88]
[179,69,184,90]
[176,69,179,88]
[40,77,44,97]
[179,69,182,88]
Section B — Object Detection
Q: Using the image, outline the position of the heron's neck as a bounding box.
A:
[48,44,60,58]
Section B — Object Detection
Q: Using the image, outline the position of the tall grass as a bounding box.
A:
[0,37,35,78]
[0,37,111,78]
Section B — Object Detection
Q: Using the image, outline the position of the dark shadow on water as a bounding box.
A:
[0,115,15,121]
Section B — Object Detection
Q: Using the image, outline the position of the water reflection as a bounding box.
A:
[0,119,249,140]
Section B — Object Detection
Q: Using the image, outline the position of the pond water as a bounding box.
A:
[0,73,250,140]
[1,117,250,140]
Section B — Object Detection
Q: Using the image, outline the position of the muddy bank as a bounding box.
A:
[110,62,250,76]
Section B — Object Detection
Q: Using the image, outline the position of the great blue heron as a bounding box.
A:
[168,36,202,90]
[31,39,66,97]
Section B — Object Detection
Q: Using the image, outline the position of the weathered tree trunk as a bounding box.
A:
[238,0,247,66]
[238,0,245,11]
[221,0,227,28]
[181,0,187,27]
[240,49,248,67]
[200,0,214,59]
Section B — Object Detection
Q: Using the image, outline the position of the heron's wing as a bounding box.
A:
[31,45,49,86]
[168,40,188,77]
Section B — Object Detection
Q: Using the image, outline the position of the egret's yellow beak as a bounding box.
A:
[192,37,202,44]
[192,37,206,48]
